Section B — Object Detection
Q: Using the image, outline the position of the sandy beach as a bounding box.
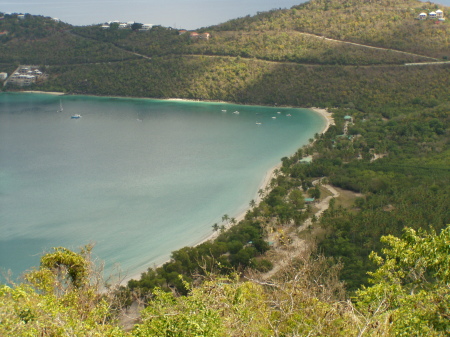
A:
[21,90,65,95]
[124,106,334,282]
[193,107,334,246]
[310,107,335,131]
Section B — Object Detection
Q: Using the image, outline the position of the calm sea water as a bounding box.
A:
[0,93,325,282]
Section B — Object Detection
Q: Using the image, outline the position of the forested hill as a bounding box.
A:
[1,0,448,105]
[214,0,449,58]
[69,0,449,64]
[1,1,450,336]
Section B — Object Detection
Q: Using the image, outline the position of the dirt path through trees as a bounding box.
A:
[261,180,339,280]
[295,31,440,61]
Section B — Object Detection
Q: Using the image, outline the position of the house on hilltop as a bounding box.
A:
[141,24,153,30]
[189,32,210,40]
[417,9,444,21]
[6,65,46,87]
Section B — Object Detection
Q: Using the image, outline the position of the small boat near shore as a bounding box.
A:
[256,122,262,125]
[233,111,240,114]
[57,100,63,113]
[71,114,81,119]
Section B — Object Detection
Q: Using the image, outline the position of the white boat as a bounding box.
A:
[71,114,81,119]
[233,111,240,114]
[57,100,63,112]
[287,114,291,117]
[221,109,227,112]
[256,122,262,125]
[272,116,276,119]
[277,111,281,114]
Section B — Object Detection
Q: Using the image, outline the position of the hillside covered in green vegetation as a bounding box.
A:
[1,0,449,335]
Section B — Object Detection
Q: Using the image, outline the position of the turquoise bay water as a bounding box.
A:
[0,93,325,281]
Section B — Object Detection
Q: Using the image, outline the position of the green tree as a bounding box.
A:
[222,214,229,223]
[131,22,143,31]
[356,225,450,336]
[133,275,271,336]
[289,189,305,209]
[308,185,321,199]
[0,246,127,336]
[133,285,223,337]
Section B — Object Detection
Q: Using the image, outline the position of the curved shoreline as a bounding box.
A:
[194,107,333,246]
[125,106,334,282]
[9,91,333,282]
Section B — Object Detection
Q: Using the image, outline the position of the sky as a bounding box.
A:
[0,0,306,29]
[0,0,449,30]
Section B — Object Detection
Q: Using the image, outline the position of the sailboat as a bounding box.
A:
[57,100,63,112]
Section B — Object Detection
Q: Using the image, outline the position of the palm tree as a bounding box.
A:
[212,223,219,231]
[230,217,237,225]
[258,189,265,198]
[222,214,229,224]
[270,178,277,188]
[249,199,256,208]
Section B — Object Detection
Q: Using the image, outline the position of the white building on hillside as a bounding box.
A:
[141,24,154,30]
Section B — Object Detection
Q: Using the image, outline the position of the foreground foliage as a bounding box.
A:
[2,226,449,336]
[356,226,450,336]
[0,246,126,336]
